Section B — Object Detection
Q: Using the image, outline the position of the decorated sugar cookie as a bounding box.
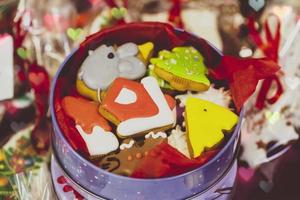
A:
[62,96,117,157]
[100,77,175,138]
[150,47,210,91]
[185,98,238,158]
[99,77,159,125]
[77,42,153,101]
[62,96,111,133]
[99,132,166,176]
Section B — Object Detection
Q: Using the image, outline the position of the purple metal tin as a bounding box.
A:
[50,22,243,200]
[51,155,238,200]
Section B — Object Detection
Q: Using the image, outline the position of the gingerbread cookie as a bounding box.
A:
[185,98,238,158]
[150,47,210,91]
[77,42,153,101]
[99,77,175,138]
[99,132,167,176]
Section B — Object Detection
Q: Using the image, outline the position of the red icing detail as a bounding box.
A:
[58,175,84,199]
[102,78,159,121]
[131,142,218,178]
[164,94,176,110]
[57,176,67,184]
[62,96,111,133]
[63,185,73,192]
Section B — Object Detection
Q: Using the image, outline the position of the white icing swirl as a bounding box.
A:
[120,140,135,150]
[145,131,167,139]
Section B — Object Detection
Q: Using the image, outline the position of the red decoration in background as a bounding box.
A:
[211,56,280,111]
[27,62,51,154]
[11,17,51,153]
[14,18,29,87]
[168,0,184,29]
[247,15,283,110]
[131,142,218,178]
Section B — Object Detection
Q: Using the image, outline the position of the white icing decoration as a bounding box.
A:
[175,86,231,108]
[116,42,138,58]
[172,107,177,126]
[118,59,133,73]
[117,77,175,137]
[114,88,137,105]
[97,88,101,102]
[120,140,135,150]
[118,56,146,80]
[145,131,167,139]
[168,125,190,158]
[76,125,119,156]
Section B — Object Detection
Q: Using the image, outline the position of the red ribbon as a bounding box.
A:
[12,13,51,153]
[168,0,184,29]
[248,15,283,109]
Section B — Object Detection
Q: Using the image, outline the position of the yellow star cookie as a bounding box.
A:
[185,97,238,158]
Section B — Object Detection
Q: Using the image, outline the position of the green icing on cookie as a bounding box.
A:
[150,47,210,86]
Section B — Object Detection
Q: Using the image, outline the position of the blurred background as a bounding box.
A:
[0,0,300,199]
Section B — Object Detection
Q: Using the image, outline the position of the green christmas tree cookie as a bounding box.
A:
[150,47,210,91]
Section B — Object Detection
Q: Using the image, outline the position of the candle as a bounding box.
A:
[0,34,14,101]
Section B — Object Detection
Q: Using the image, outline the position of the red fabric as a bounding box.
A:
[131,142,218,178]
[211,56,280,111]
